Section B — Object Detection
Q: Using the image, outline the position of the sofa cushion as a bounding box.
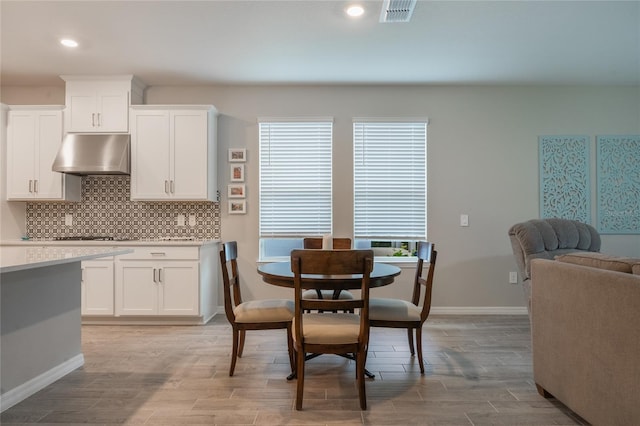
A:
[555,252,639,273]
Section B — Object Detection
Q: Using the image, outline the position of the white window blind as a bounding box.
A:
[259,120,333,237]
[353,120,427,240]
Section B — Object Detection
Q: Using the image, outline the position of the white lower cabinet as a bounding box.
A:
[81,259,114,315]
[113,244,218,323]
[115,260,199,316]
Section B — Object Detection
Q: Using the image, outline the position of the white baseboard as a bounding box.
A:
[214,306,528,316]
[430,306,528,315]
[0,353,85,413]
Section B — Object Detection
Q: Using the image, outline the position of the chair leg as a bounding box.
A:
[295,348,305,410]
[229,328,239,376]
[407,328,415,356]
[286,324,295,374]
[238,330,246,357]
[416,326,424,374]
[356,350,367,410]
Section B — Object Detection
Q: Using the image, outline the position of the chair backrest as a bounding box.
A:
[290,249,374,342]
[220,241,242,324]
[303,237,352,250]
[508,218,600,282]
[411,241,437,322]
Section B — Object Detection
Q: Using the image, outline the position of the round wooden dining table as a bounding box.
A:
[257,260,402,379]
[257,261,401,290]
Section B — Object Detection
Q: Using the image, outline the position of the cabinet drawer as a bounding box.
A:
[116,246,199,261]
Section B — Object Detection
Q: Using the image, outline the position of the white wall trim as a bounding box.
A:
[0,354,84,413]
[430,306,528,315]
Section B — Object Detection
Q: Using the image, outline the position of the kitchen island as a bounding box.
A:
[2,239,220,325]
[0,246,132,412]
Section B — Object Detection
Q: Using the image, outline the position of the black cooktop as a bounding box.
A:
[53,236,137,241]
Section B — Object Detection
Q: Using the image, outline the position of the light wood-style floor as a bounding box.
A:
[1,315,586,425]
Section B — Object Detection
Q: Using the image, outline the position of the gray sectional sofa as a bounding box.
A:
[531,253,640,425]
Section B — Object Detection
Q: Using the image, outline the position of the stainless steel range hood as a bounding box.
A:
[52,134,130,175]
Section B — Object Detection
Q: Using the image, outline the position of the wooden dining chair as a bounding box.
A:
[219,241,294,376]
[369,241,437,374]
[290,248,374,410]
[302,237,355,304]
[302,237,352,250]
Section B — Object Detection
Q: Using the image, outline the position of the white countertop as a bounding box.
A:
[1,239,220,247]
[0,246,133,274]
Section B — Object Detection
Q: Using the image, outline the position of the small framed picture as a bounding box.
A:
[229,200,246,214]
[230,164,245,182]
[228,184,246,198]
[228,148,246,162]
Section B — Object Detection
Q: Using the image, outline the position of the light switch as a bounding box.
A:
[460,214,469,227]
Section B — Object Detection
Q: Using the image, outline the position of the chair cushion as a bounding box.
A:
[369,298,421,322]
[301,289,355,300]
[293,313,361,344]
[233,299,294,323]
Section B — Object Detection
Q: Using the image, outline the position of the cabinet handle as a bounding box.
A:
[33,179,38,193]
[150,252,166,256]
[153,268,157,283]
[81,268,85,282]
[158,268,162,283]
[28,180,33,193]
[92,113,95,127]
[164,180,169,194]
[170,180,175,194]
[97,113,101,127]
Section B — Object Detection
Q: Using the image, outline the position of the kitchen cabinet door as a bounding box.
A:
[130,109,171,199]
[157,261,199,316]
[171,111,209,199]
[81,260,114,315]
[65,81,130,132]
[6,107,80,201]
[115,259,199,316]
[115,261,159,316]
[6,111,36,199]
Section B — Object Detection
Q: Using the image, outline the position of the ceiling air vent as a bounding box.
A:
[380,0,417,23]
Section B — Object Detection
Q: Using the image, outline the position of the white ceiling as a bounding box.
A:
[1,0,639,87]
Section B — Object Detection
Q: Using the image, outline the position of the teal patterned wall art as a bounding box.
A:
[596,135,640,234]
[539,136,590,223]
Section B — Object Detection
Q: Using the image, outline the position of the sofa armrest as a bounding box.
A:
[531,259,640,425]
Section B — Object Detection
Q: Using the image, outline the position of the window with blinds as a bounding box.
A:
[259,119,333,238]
[353,120,427,244]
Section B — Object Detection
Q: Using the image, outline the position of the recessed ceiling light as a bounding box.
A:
[60,39,78,48]
[346,5,365,17]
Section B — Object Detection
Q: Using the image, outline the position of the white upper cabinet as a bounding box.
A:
[130,105,218,201]
[61,75,145,133]
[6,106,80,201]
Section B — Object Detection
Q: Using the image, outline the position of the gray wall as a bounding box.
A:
[2,84,639,312]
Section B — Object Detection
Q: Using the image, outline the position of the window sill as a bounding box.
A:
[257,256,418,267]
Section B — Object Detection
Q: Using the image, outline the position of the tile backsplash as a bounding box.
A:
[26,176,220,240]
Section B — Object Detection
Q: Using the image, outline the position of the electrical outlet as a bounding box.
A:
[460,214,469,227]
[64,213,73,226]
[509,271,518,284]
[188,214,196,226]
[177,214,185,226]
